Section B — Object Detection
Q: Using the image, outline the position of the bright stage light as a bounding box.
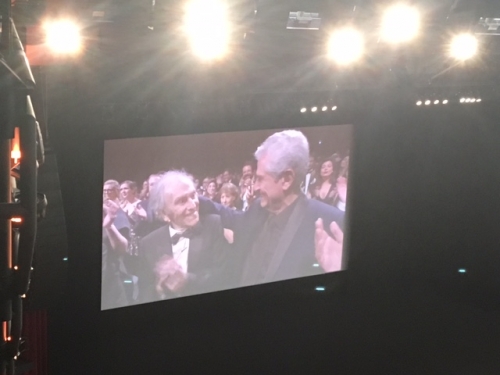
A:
[44,20,82,54]
[327,28,364,65]
[449,33,478,61]
[381,4,420,44]
[184,0,231,61]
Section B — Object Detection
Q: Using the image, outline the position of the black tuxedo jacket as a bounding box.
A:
[136,214,228,304]
[200,195,345,287]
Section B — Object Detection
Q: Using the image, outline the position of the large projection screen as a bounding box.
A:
[101,124,352,310]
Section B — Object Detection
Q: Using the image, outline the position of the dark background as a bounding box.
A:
[46,85,500,373]
[103,124,352,188]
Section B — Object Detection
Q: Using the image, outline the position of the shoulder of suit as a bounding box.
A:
[306,197,342,217]
[200,213,222,228]
[139,224,169,245]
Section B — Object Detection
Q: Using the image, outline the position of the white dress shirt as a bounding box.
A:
[169,226,190,274]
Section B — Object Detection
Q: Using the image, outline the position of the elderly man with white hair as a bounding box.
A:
[136,170,228,303]
[201,129,346,287]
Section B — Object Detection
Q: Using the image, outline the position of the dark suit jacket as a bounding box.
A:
[136,214,228,304]
[199,195,345,287]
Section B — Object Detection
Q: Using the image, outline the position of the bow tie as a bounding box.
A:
[170,229,193,245]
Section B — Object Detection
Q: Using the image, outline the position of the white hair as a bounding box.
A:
[254,130,309,190]
[149,170,194,219]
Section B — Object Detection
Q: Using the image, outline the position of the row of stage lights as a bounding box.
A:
[300,98,483,113]
[300,106,337,113]
[43,1,480,64]
[416,98,482,106]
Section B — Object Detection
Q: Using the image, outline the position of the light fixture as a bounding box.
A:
[442,99,449,104]
[434,100,439,104]
[44,20,82,54]
[465,98,471,103]
[477,98,482,102]
[332,106,337,110]
[311,106,318,112]
[416,100,422,105]
[300,107,307,113]
[449,33,478,61]
[184,0,231,61]
[460,98,466,103]
[470,98,476,103]
[322,106,328,111]
[424,100,431,105]
[327,27,364,65]
[315,286,326,291]
[381,4,420,44]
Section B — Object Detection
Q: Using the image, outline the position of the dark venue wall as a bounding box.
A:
[45,83,500,374]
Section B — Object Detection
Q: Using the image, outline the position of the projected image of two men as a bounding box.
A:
[102,125,352,310]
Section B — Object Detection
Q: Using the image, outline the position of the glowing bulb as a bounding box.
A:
[381,4,420,44]
[450,33,478,61]
[434,100,439,105]
[327,27,364,65]
[465,98,471,103]
[184,0,230,61]
[300,107,307,113]
[44,20,82,54]
[424,100,431,105]
[311,107,318,112]
[322,106,328,111]
[416,101,422,105]
[460,98,465,103]
[442,99,448,104]
[470,98,476,103]
[332,106,337,110]
[477,98,482,102]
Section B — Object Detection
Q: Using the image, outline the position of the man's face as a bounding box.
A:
[165,179,199,230]
[242,165,253,178]
[220,193,235,208]
[103,184,119,201]
[120,184,132,200]
[207,182,217,196]
[254,155,287,213]
[202,178,210,189]
[222,170,231,183]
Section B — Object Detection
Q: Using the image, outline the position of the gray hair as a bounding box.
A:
[254,130,309,190]
[149,170,194,219]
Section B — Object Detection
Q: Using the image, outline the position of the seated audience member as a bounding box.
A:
[309,158,337,206]
[241,162,254,180]
[220,183,240,210]
[199,130,345,288]
[102,180,130,310]
[139,180,149,201]
[205,179,218,201]
[240,175,254,212]
[222,169,233,184]
[120,180,141,218]
[302,155,317,195]
[137,171,228,303]
[133,173,166,236]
